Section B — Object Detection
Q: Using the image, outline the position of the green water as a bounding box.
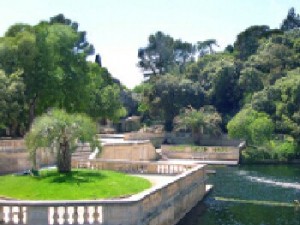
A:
[177,165,300,225]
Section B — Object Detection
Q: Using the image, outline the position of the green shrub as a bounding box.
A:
[241,139,297,163]
[273,140,296,160]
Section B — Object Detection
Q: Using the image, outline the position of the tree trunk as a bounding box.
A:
[29,96,37,127]
[57,141,72,173]
[192,128,202,145]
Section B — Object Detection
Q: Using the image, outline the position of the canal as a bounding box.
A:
[177,165,300,225]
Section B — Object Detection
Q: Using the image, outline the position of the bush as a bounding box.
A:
[241,139,297,163]
[272,140,296,160]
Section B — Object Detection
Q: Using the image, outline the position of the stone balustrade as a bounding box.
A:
[72,159,195,175]
[0,163,207,225]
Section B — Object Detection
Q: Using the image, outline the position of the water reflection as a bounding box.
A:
[177,165,300,225]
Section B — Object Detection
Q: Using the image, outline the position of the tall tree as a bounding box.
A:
[0,70,25,136]
[234,25,273,60]
[86,63,126,121]
[148,75,205,131]
[0,16,95,127]
[138,31,175,76]
[197,39,219,57]
[138,31,195,77]
[280,7,300,31]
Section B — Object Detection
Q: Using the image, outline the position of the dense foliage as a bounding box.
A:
[2,9,300,162]
[0,14,125,136]
[134,8,300,161]
[175,106,222,144]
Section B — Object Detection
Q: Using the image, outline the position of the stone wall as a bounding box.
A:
[161,145,240,161]
[0,162,207,225]
[124,132,165,148]
[101,141,157,161]
[0,139,55,174]
[124,132,242,147]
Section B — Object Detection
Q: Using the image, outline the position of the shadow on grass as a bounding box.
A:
[38,170,108,184]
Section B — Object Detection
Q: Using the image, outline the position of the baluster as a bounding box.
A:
[93,206,99,224]
[83,206,89,224]
[0,206,4,224]
[18,206,24,224]
[63,207,69,224]
[8,207,13,224]
[170,165,173,174]
[53,207,59,225]
[73,207,79,224]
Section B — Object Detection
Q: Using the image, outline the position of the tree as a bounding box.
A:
[250,70,300,145]
[227,107,274,145]
[0,16,96,127]
[280,7,300,31]
[0,70,25,136]
[234,25,275,60]
[86,63,126,121]
[238,67,264,103]
[197,39,219,57]
[25,109,99,173]
[138,31,174,76]
[49,13,95,55]
[173,39,194,73]
[148,75,205,131]
[211,64,241,115]
[138,31,195,76]
[175,106,222,144]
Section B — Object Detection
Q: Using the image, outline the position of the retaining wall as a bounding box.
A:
[0,140,55,174]
[124,132,242,147]
[0,162,207,225]
[101,141,157,161]
[161,145,240,161]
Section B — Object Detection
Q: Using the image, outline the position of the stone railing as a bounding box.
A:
[72,159,195,175]
[0,163,207,225]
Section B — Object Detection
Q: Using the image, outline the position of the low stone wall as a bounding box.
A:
[0,139,25,151]
[124,133,165,148]
[161,145,240,161]
[124,132,242,147]
[0,162,207,225]
[0,140,55,174]
[101,141,157,161]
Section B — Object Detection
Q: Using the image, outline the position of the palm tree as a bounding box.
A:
[197,39,219,57]
[175,106,222,144]
[25,109,100,173]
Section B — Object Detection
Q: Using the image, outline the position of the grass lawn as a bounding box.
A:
[0,169,151,200]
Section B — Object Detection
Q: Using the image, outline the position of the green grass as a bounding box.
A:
[0,169,151,200]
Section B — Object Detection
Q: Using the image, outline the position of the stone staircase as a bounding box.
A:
[72,143,92,160]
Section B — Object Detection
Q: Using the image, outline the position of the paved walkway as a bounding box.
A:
[134,174,178,186]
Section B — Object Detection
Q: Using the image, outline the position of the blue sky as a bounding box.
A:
[0,0,300,88]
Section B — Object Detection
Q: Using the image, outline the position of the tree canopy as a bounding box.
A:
[0,14,125,136]
[132,7,300,160]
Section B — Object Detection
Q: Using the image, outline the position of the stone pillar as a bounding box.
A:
[27,206,48,225]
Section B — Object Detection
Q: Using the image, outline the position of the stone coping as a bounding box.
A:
[101,140,151,146]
